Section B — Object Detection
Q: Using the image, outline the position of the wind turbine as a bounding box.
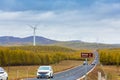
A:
[28,24,38,46]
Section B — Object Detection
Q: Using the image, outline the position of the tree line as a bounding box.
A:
[0,46,87,66]
[99,48,120,65]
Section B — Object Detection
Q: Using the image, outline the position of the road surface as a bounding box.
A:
[26,51,99,80]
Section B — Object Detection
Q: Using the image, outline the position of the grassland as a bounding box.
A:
[102,66,120,80]
[0,46,93,80]
[81,65,120,80]
[80,48,120,80]
[0,44,120,80]
[81,64,104,80]
[1,46,120,80]
[4,60,83,80]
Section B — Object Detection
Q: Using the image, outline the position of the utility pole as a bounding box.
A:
[81,53,93,80]
[85,58,88,80]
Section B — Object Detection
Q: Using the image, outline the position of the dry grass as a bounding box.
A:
[81,64,104,80]
[81,65,120,80]
[102,66,120,80]
[4,60,83,80]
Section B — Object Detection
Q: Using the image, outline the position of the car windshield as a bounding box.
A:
[0,67,4,72]
[39,66,50,70]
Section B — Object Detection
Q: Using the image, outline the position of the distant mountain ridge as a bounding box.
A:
[0,36,57,45]
[0,36,120,49]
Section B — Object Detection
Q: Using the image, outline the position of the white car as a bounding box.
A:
[83,61,88,65]
[0,67,8,80]
[37,66,53,79]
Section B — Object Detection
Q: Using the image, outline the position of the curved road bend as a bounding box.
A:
[26,51,99,80]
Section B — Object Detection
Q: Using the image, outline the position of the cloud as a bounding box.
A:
[0,0,120,43]
[93,2,120,15]
[0,11,56,21]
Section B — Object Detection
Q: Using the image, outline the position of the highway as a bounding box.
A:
[26,51,99,80]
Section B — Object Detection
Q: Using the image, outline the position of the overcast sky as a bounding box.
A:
[0,0,120,44]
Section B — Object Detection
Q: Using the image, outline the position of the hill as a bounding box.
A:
[50,41,120,49]
[0,36,57,45]
[0,36,120,49]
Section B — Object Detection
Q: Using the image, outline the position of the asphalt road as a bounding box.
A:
[26,51,99,80]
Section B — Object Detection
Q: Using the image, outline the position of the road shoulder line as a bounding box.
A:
[76,64,97,80]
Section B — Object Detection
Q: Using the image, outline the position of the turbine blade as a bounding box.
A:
[28,25,34,29]
[34,24,39,29]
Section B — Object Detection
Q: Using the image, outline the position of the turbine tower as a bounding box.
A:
[29,25,38,46]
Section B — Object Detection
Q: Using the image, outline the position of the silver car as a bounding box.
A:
[0,67,8,80]
[37,66,53,79]
[83,61,88,65]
